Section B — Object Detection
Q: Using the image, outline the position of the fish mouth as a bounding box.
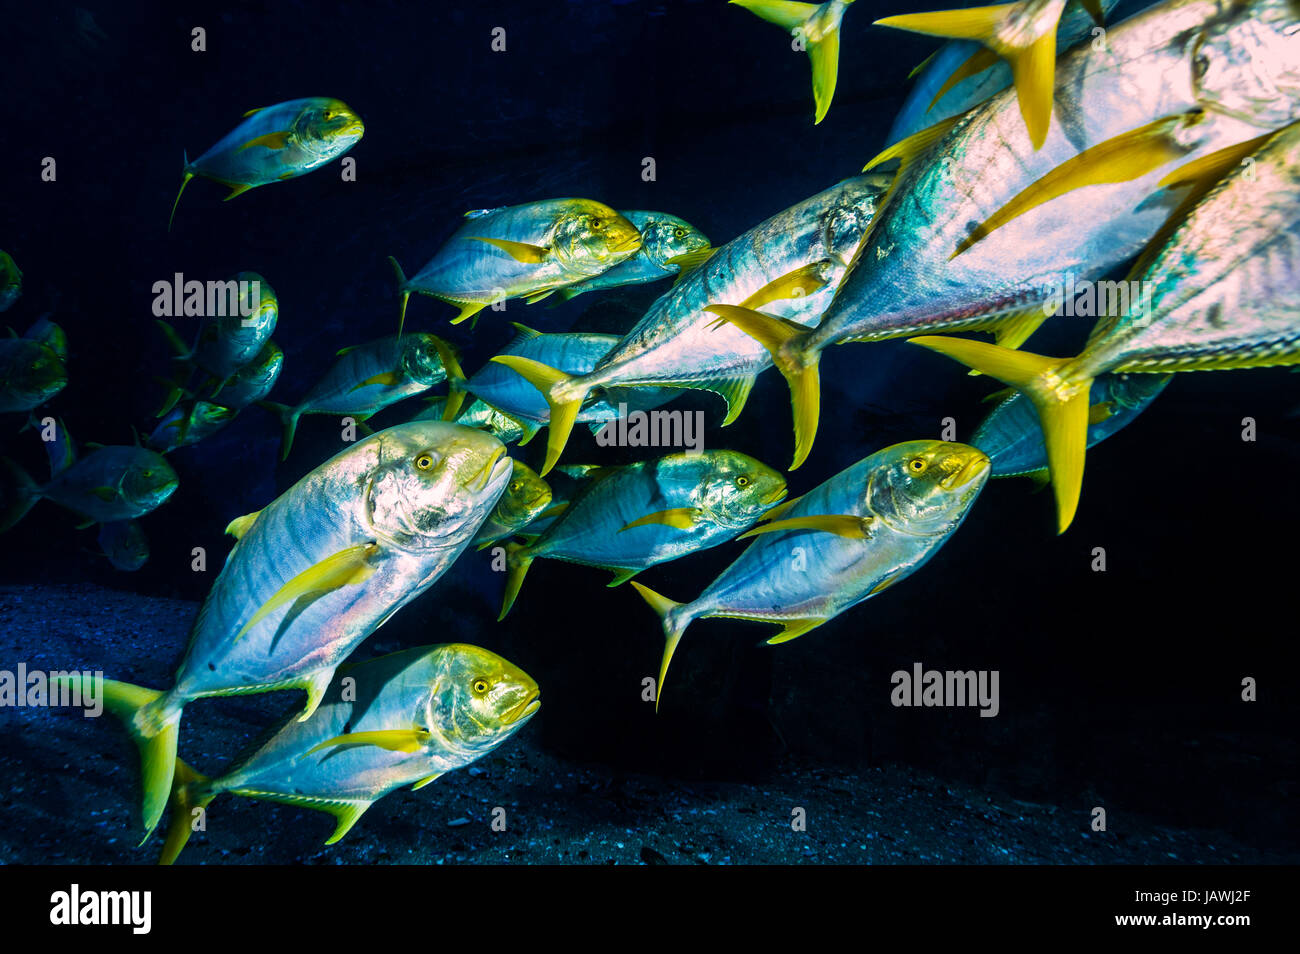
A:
[612,233,643,254]
[941,454,991,491]
[462,447,509,493]
[761,486,789,506]
[502,691,541,725]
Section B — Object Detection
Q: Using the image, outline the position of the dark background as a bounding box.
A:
[0,0,1295,854]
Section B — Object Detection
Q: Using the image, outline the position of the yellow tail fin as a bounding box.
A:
[159,758,215,865]
[489,355,588,476]
[81,677,182,840]
[706,305,821,470]
[630,582,688,713]
[909,335,1091,532]
[876,0,1066,149]
[428,335,468,421]
[498,542,535,621]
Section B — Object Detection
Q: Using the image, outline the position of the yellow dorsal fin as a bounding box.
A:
[927,46,1000,113]
[242,107,265,117]
[224,508,263,540]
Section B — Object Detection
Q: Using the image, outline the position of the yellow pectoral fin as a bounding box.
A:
[467,237,551,263]
[739,261,831,312]
[868,570,906,595]
[619,508,700,533]
[234,542,380,642]
[90,486,118,502]
[412,773,443,791]
[665,246,715,274]
[224,508,263,540]
[953,113,1196,258]
[349,370,402,393]
[1088,401,1114,425]
[738,514,874,540]
[238,130,291,152]
[808,26,841,125]
[306,729,432,757]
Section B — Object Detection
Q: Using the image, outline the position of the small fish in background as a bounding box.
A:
[1,419,178,532]
[150,643,539,864]
[875,0,1100,149]
[499,450,786,619]
[494,174,890,474]
[913,121,1300,532]
[885,0,1119,148]
[156,272,278,413]
[388,199,642,330]
[409,396,526,445]
[96,519,149,572]
[472,460,552,549]
[147,400,238,454]
[973,373,1171,482]
[558,211,712,300]
[731,0,857,125]
[261,332,461,460]
[457,323,678,447]
[79,421,511,838]
[73,7,111,49]
[207,338,283,410]
[633,441,990,707]
[169,98,364,229]
[0,320,68,413]
[0,250,22,312]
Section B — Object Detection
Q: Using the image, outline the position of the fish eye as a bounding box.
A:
[472,678,490,695]
[908,458,927,475]
[415,453,436,471]
[674,227,686,239]
[735,475,750,487]
[141,469,153,478]
[323,109,335,119]
[509,479,522,492]
[590,217,602,229]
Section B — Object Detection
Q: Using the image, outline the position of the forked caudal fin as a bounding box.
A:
[258,401,302,461]
[629,582,689,713]
[159,757,216,865]
[731,0,855,125]
[909,335,1091,533]
[706,305,821,470]
[168,152,193,232]
[387,256,410,340]
[488,355,589,476]
[498,541,535,621]
[875,0,1067,149]
[57,674,182,840]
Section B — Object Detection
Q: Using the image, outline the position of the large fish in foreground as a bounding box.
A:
[559,210,712,300]
[500,450,787,619]
[633,441,990,707]
[388,200,642,331]
[85,421,512,837]
[263,332,459,459]
[494,174,893,474]
[152,644,539,864]
[726,0,1300,470]
[169,98,364,229]
[913,120,1300,531]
